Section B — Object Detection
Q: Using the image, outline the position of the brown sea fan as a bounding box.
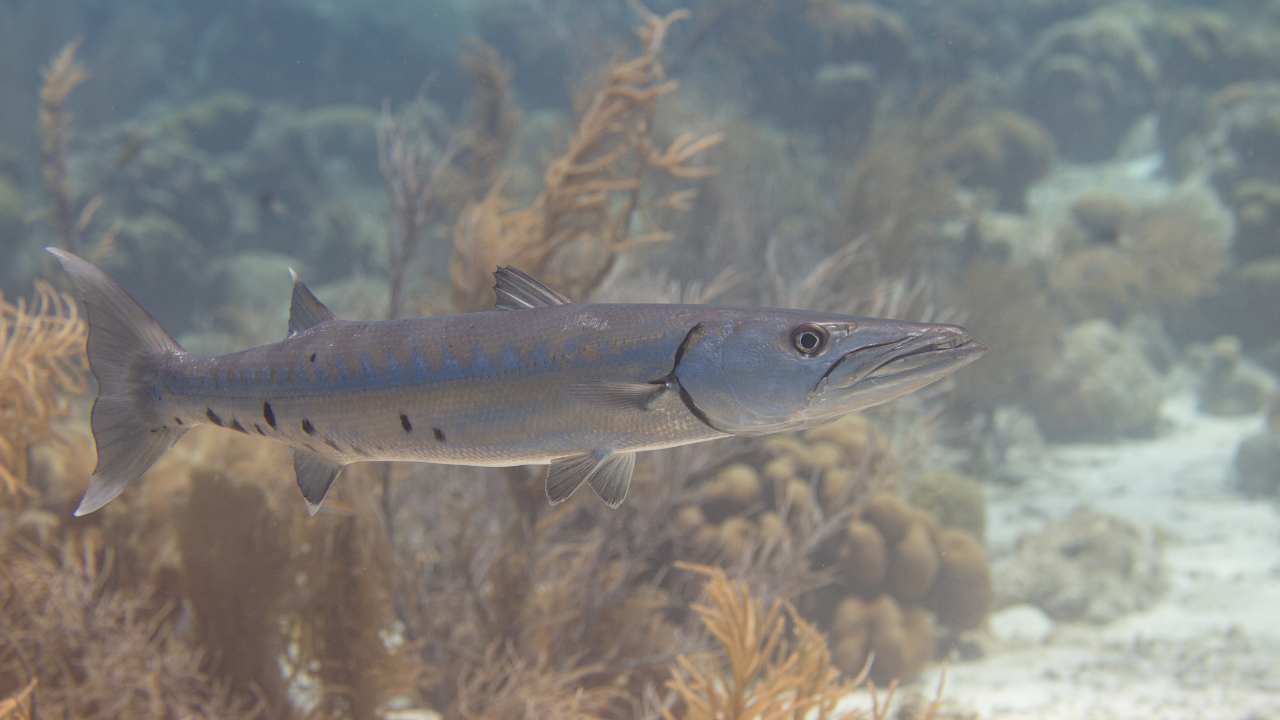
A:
[0,533,252,718]
[0,281,87,497]
[664,563,855,720]
[450,7,723,310]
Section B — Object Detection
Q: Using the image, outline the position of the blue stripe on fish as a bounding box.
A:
[501,347,520,370]
[412,351,429,382]
[440,346,462,375]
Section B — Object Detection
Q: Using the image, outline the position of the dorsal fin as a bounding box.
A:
[287,268,336,337]
[493,266,574,310]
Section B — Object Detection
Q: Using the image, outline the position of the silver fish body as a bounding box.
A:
[159,304,729,467]
[47,248,985,516]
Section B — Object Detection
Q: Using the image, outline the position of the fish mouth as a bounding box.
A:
[813,325,986,401]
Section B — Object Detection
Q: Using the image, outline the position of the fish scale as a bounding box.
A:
[162,305,710,461]
[47,249,984,516]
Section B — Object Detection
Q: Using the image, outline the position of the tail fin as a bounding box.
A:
[46,248,187,516]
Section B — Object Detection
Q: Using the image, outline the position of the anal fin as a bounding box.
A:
[544,449,636,509]
[291,449,344,516]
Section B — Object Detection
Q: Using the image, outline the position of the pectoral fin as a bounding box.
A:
[545,449,636,508]
[292,449,344,515]
[567,381,669,410]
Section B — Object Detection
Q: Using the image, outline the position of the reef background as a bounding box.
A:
[2,1,1279,718]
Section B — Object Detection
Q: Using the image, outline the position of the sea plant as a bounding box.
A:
[449,6,722,309]
[0,282,86,498]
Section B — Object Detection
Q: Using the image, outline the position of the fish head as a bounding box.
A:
[674,311,986,435]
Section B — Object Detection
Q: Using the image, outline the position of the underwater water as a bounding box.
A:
[2,0,1280,718]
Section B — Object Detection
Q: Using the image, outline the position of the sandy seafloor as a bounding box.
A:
[845,394,1280,719]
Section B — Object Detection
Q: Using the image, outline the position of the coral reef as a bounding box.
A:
[0,176,23,246]
[663,563,854,720]
[836,96,960,277]
[23,0,1280,713]
[1229,178,1280,263]
[1234,430,1280,498]
[810,62,879,145]
[170,91,261,154]
[1030,319,1166,441]
[0,282,86,498]
[38,40,90,254]
[1192,83,1280,323]
[1069,191,1133,245]
[1019,8,1159,161]
[808,1,914,77]
[1193,336,1275,417]
[0,533,251,718]
[949,260,1063,416]
[1050,245,1146,323]
[942,110,1054,211]
[450,8,722,310]
[995,509,1167,623]
[965,406,1047,487]
[907,471,987,540]
[1120,195,1231,310]
[826,495,991,682]
[1233,395,1280,498]
[831,595,934,688]
[0,679,35,719]
[1053,191,1232,326]
[664,413,990,685]
[1200,256,1280,356]
[675,414,899,559]
[1152,9,1271,90]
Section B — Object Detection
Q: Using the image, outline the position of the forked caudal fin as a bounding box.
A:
[46,248,187,516]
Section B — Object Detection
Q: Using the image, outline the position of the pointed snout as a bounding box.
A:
[814,319,985,403]
[913,322,986,357]
[878,321,987,377]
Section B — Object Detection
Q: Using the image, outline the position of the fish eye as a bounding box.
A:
[791,323,829,356]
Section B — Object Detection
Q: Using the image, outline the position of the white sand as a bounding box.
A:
[912,395,1280,719]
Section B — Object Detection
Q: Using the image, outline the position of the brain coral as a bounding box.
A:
[1030,319,1165,441]
[673,417,991,685]
[995,509,1166,623]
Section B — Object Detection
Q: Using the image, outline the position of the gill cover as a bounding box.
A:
[673,317,830,435]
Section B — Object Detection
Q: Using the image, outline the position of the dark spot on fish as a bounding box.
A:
[304,443,317,453]
[149,426,164,434]
[324,437,342,452]
[174,417,183,426]
[263,401,276,429]
[433,427,446,442]
[206,408,223,426]
[231,419,247,433]
[254,423,266,436]
[309,353,317,364]
[400,413,412,433]
[351,445,369,458]
[302,418,316,435]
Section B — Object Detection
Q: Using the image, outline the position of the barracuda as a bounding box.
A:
[48,248,985,517]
